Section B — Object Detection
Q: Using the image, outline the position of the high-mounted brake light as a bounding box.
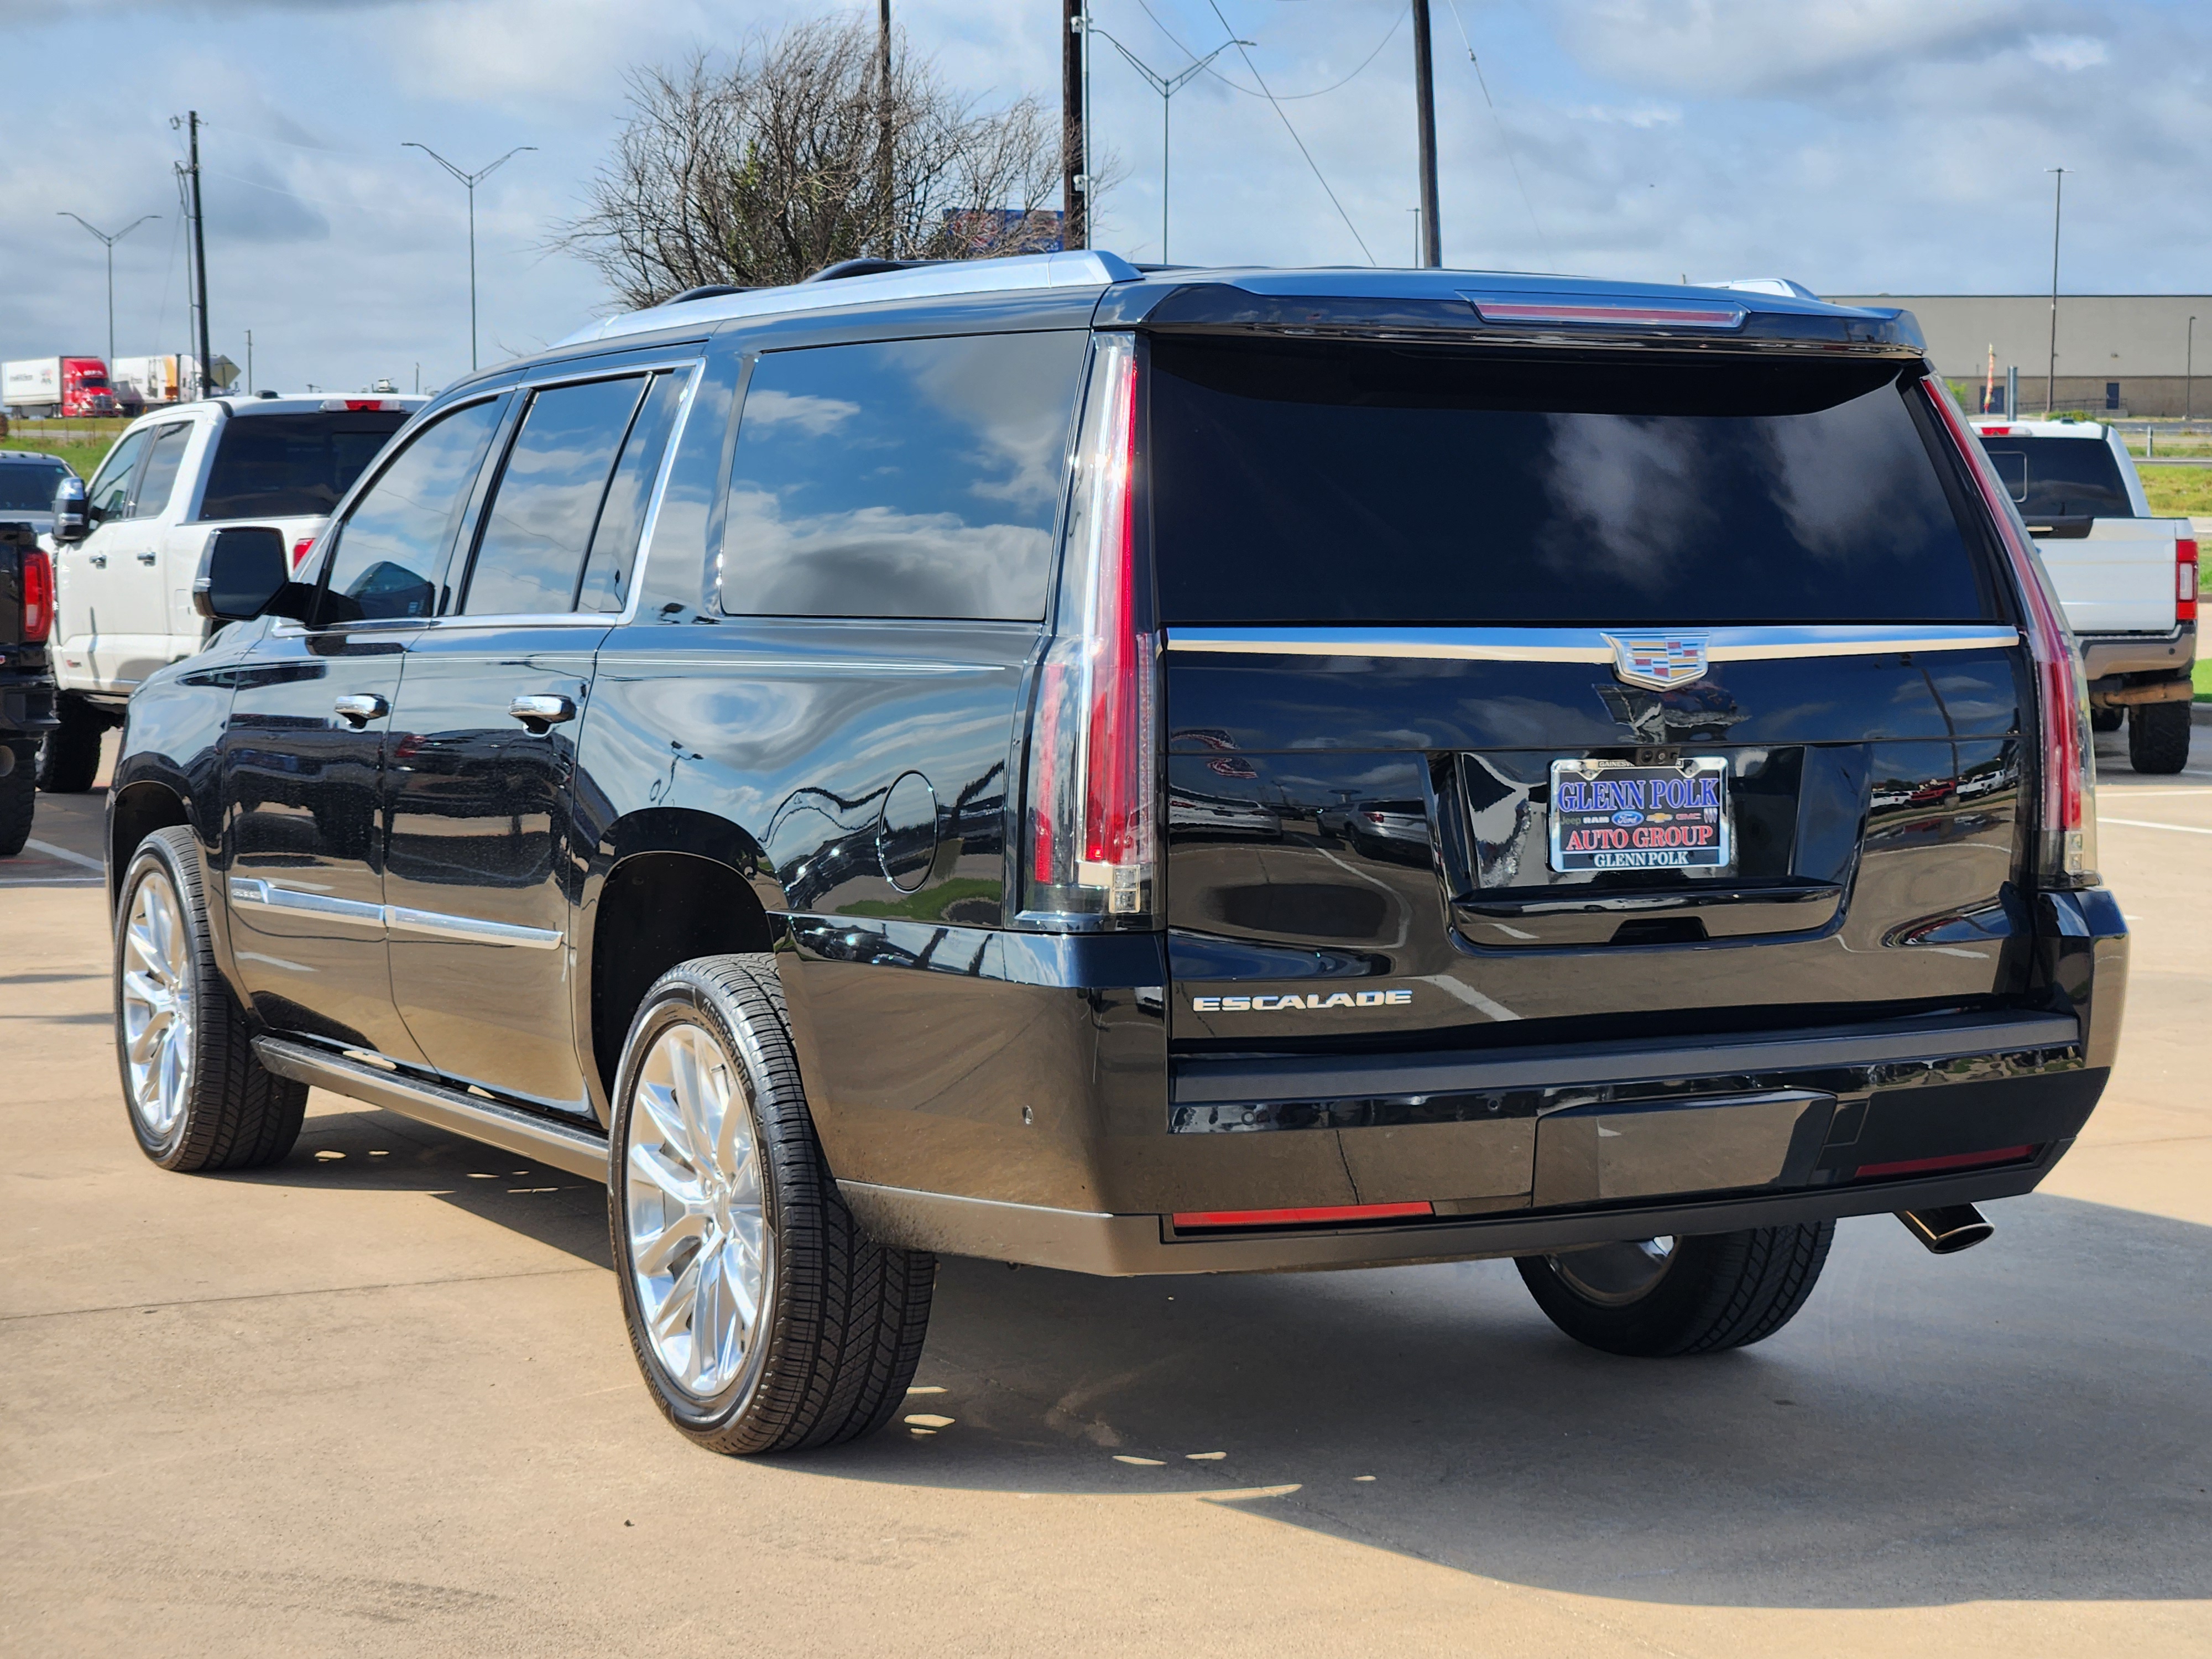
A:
[1923,378,2098,886]
[2178,538,2198,625]
[1020,335,1159,924]
[322,397,401,413]
[1463,292,1747,331]
[20,548,53,644]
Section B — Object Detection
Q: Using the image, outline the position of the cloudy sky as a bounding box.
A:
[2,0,2206,394]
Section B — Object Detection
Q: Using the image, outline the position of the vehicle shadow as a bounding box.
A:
[812,1192,2211,1610]
[221,1097,612,1269]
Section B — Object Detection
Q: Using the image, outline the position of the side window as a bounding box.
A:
[129,424,194,519]
[578,371,688,613]
[86,427,152,524]
[460,375,645,617]
[319,398,504,625]
[719,331,1088,621]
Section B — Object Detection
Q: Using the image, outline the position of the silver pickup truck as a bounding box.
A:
[1971,417,2196,773]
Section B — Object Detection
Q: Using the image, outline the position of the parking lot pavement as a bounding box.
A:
[2,738,2208,1657]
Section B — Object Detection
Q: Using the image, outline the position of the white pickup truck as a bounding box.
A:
[1971,417,2197,774]
[39,392,422,790]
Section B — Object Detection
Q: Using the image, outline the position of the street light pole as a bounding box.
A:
[2188,315,2197,423]
[402,142,535,372]
[1092,30,1249,263]
[2045,166,2067,416]
[56,212,157,366]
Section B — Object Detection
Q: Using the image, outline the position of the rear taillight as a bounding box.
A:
[1019,335,1158,925]
[291,535,317,570]
[20,549,53,643]
[2178,538,2198,625]
[1923,378,2098,888]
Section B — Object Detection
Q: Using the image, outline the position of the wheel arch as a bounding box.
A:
[580,808,787,1124]
[107,778,194,912]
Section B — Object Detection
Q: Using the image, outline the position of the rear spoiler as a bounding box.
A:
[1099,281,1923,357]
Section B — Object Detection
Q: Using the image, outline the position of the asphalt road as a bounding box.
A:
[3,732,2208,1657]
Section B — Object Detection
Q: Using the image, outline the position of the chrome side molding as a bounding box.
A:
[229,879,561,949]
[252,1037,607,1180]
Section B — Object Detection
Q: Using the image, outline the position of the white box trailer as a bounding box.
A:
[111,355,183,405]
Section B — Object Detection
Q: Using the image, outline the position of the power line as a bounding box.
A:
[1133,0,1407,101]
[1439,0,1555,270]
[1203,0,1375,264]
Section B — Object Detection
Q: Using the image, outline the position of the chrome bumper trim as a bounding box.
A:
[1163,624,2019,665]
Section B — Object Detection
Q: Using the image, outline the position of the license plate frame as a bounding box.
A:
[1548,755,1733,874]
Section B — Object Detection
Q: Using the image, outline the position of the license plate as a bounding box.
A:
[1548,757,1732,873]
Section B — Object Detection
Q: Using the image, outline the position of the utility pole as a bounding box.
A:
[1062,0,1088,248]
[1092,30,1248,263]
[2188,316,2196,422]
[2045,166,2067,415]
[244,328,253,395]
[56,212,156,365]
[169,112,212,399]
[877,0,895,258]
[1411,0,1442,267]
[403,142,535,373]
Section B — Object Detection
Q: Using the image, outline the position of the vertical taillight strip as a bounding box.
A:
[20,547,53,644]
[2177,537,2199,625]
[1019,334,1159,925]
[1922,377,2099,888]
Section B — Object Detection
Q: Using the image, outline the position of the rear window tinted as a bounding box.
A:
[200,411,409,521]
[1149,341,1995,626]
[0,461,67,512]
[1978,436,2131,520]
[719,331,1087,620]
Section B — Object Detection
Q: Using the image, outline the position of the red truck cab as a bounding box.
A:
[59,359,117,418]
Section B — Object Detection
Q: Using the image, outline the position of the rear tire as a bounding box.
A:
[36,697,106,793]
[2089,707,2124,734]
[608,954,935,1454]
[0,755,34,856]
[2127,699,2192,775]
[1516,1222,1834,1357]
[114,826,307,1170]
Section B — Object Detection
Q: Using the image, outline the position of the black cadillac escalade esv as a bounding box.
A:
[107,255,2127,1455]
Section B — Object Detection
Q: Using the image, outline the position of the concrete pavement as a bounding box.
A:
[2,734,2207,1656]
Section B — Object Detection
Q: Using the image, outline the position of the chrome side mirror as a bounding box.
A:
[50,476,87,544]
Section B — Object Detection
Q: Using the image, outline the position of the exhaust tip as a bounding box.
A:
[1896,1203,1994,1255]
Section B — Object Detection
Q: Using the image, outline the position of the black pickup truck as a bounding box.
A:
[0,519,60,854]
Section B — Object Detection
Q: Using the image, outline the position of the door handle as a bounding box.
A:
[88,554,107,568]
[333,693,389,728]
[508,693,576,733]
[137,551,158,565]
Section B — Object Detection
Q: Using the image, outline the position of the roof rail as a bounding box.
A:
[1700,277,1822,301]
[560,249,1142,347]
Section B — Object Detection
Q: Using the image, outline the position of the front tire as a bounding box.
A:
[36,697,105,793]
[2127,699,2192,775]
[608,954,935,1454]
[1516,1222,1834,1357]
[114,826,306,1170]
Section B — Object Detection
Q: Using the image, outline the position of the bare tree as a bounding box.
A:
[559,19,1067,306]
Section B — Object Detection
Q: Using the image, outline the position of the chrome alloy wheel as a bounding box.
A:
[1547,1237,1678,1307]
[120,869,196,1144]
[624,1021,773,1402]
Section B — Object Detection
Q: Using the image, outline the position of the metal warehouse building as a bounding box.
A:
[1824,294,2212,418]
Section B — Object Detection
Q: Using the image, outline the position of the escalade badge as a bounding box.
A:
[1604,632,1710,691]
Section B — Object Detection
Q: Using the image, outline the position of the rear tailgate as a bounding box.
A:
[1147,336,2032,1206]
[2034,519,2183,635]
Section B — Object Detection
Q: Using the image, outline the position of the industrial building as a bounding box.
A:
[1825,293,2212,418]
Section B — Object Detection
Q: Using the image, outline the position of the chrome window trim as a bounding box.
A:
[1161,624,2020,664]
[229,879,563,950]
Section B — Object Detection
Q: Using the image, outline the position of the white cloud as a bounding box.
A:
[2026,33,2110,71]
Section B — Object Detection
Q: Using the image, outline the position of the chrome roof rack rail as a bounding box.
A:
[561,250,1142,347]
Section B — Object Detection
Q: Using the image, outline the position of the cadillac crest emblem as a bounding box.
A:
[1604,632,1710,691]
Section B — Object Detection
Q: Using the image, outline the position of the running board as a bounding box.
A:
[252,1037,609,1181]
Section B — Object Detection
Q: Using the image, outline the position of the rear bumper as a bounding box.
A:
[0,668,57,739]
[794,891,2127,1276]
[840,1149,2075,1276]
[2080,623,2192,683]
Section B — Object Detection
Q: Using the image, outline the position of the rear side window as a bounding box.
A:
[462,375,646,616]
[1978,436,2131,520]
[321,399,503,624]
[580,371,688,613]
[1149,340,1996,626]
[719,331,1087,620]
[199,411,409,521]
